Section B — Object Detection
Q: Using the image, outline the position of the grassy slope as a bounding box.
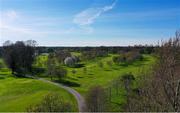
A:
[30,53,156,111]
[66,54,155,93]
[66,54,155,111]
[0,65,78,112]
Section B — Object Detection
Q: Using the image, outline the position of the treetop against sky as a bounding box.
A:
[0,0,179,46]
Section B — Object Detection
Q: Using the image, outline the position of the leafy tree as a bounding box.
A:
[2,40,37,76]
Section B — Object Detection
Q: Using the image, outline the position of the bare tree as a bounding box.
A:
[126,31,180,112]
[86,86,110,112]
[47,53,56,80]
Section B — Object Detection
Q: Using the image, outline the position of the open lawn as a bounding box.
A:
[37,53,156,111]
[0,52,156,112]
[65,54,155,111]
[0,73,78,112]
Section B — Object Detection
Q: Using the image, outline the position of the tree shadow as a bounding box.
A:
[105,69,112,71]
[0,76,5,79]
[67,76,78,81]
[74,63,85,68]
[54,79,80,87]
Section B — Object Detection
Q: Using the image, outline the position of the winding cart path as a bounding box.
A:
[26,75,86,112]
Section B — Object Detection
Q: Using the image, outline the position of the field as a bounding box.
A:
[0,52,156,112]
[35,53,156,111]
[0,69,78,112]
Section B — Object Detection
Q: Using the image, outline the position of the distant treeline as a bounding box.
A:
[36,46,155,54]
[0,45,155,57]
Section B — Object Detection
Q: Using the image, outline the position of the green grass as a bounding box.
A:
[65,54,155,93]
[64,54,156,111]
[0,75,78,112]
[38,53,155,111]
[0,53,156,112]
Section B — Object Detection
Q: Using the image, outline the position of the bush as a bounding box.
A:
[27,93,72,112]
[81,50,108,61]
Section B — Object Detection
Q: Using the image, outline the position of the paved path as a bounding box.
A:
[26,75,86,112]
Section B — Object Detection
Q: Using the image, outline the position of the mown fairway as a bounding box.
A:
[0,70,78,112]
[0,52,156,112]
[36,53,156,111]
[67,54,155,111]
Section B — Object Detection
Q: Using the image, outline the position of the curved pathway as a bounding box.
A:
[26,75,86,112]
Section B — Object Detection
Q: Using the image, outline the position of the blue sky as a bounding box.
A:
[0,0,179,46]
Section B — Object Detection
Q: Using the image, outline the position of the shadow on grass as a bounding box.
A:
[105,69,112,71]
[0,73,9,76]
[54,79,81,87]
[0,76,5,79]
[77,76,84,78]
[74,63,85,68]
[67,76,78,81]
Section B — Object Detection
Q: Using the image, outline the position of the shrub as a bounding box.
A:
[27,93,72,112]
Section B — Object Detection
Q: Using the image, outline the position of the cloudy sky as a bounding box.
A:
[0,0,179,46]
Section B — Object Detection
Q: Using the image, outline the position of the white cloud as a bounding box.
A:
[6,10,18,20]
[73,0,117,26]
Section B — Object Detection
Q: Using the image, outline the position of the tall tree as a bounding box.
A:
[86,86,109,112]
[2,40,37,76]
[126,31,180,112]
[47,53,56,80]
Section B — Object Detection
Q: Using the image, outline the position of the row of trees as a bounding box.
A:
[113,51,143,65]
[81,49,108,60]
[34,45,155,55]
